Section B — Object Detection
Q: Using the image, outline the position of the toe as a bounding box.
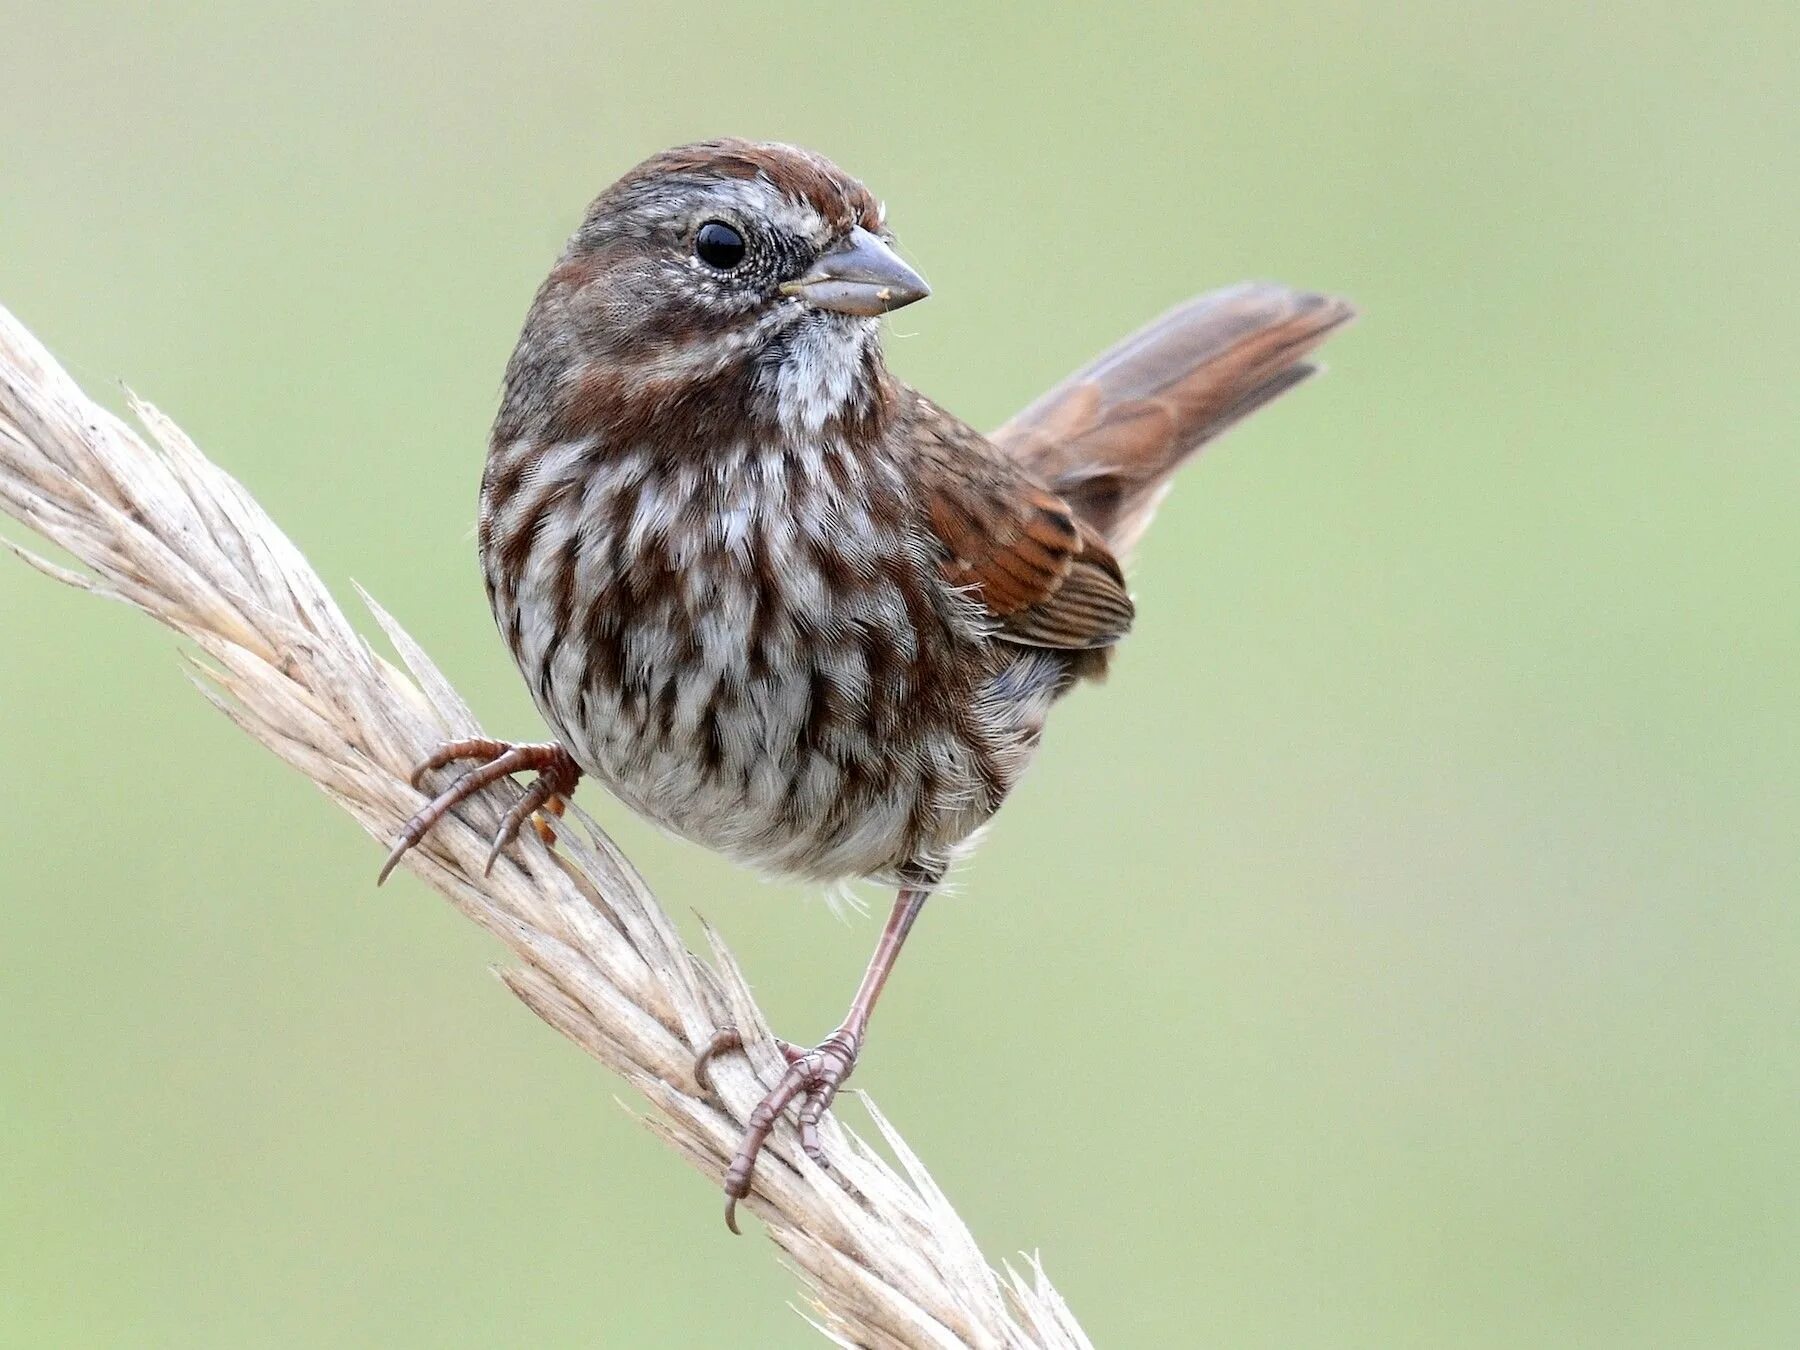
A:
[693,1027,744,1094]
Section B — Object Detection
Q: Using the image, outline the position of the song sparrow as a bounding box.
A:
[381,139,1353,1230]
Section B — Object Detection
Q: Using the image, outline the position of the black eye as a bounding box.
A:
[694,220,746,270]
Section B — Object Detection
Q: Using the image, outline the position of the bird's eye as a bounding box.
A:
[694,221,747,271]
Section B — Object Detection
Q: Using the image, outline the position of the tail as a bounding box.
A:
[992,282,1356,561]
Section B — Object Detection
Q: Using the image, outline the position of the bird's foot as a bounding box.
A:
[694,1025,861,1234]
[377,738,581,884]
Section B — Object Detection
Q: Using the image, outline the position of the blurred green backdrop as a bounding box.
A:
[3,2,1796,1346]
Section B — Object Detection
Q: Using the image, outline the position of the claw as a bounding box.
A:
[481,769,571,876]
[378,740,580,884]
[376,837,411,888]
[692,1026,811,1097]
[693,1027,744,1096]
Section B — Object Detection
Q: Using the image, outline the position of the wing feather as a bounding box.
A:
[912,396,1133,651]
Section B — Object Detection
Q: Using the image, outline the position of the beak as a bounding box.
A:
[779,227,930,317]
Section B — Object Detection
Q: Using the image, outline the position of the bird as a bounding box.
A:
[379,138,1354,1231]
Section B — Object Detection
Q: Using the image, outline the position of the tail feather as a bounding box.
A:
[992,282,1355,561]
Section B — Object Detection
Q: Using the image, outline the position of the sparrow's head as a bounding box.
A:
[507,140,927,439]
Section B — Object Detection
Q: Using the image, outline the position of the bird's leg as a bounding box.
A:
[698,881,934,1234]
[377,739,582,884]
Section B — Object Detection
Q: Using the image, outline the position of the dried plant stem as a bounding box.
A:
[0,302,1093,1350]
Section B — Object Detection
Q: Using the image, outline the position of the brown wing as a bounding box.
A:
[993,282,1356,561]
[912,396,1134,651]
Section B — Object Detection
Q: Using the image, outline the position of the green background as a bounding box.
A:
[3,3,1795,1345]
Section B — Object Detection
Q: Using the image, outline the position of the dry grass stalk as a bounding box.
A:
[0,301,1095,1350]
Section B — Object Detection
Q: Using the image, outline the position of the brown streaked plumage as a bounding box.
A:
[379,138,1355,1230]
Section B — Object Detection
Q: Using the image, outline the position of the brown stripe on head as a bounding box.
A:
[605,139,883,237]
